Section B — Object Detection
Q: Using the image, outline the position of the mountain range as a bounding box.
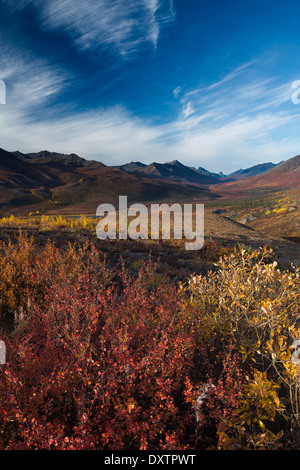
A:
[117,159,284,184]
[118,160,222,184]
[0,146,299,215]
[214,155,300,195]
[223,162,279,180]
[0,148,217,214]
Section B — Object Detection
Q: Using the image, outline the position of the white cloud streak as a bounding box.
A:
[167,61,300,171]
[0,61,298,174]
[27,0,175,56]
[0,11,298,175]
[0,48,69,111]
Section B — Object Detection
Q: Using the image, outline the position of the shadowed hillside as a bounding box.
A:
[212,155,300,196]
[0,148,218,215]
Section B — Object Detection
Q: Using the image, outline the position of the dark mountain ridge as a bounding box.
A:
[1,147,299,215]
[225,162,280,180]
[0,148,218,214]
[13,150,105,168]
[117,159,222,185]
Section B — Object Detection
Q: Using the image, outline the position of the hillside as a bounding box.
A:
[13,150,106,168]
[119,161,147,172]
[205,155,300,241]
[119,160,278,183]
[267,155,300,174]
[0,148,62,191]
[225,162,278,180]
[0,148,218,215]
[211,154,300,196]
[118,159,222,185]
[0,147,299,244]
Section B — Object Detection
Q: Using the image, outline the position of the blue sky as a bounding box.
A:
[1,0,300,173]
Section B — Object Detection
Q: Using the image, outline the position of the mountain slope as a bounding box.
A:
[124,159,221,185]
[0,148,219,214]
[212,154,300,196]
[267,155,300,174]
[197,166,223,179]
[0,148,60,188]
[119,162,146,172]
[13,150,105,168]
[225,162,279,180]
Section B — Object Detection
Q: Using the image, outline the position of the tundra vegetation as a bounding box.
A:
[0,224,299,450]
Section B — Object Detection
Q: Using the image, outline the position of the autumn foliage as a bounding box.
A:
[0,233,299,449]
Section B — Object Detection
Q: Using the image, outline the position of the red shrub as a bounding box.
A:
[0,245,195,450]
[0,237,245,450]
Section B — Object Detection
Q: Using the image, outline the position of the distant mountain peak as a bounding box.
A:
[118,159,222,184]
[119,161,146,172]
[197,166,223,179]
[226,162,278,180]
[12,150,105,168]
[166,159,184,166]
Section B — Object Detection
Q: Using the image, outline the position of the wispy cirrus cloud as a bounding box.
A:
[0,0,175,163]
[25,0,176,57]
[167,60,300,171]
[0,45,165,161]
[175,61,293,127]
[0,55,298,174]
[0,1,299,175]
[0,46,69,112]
